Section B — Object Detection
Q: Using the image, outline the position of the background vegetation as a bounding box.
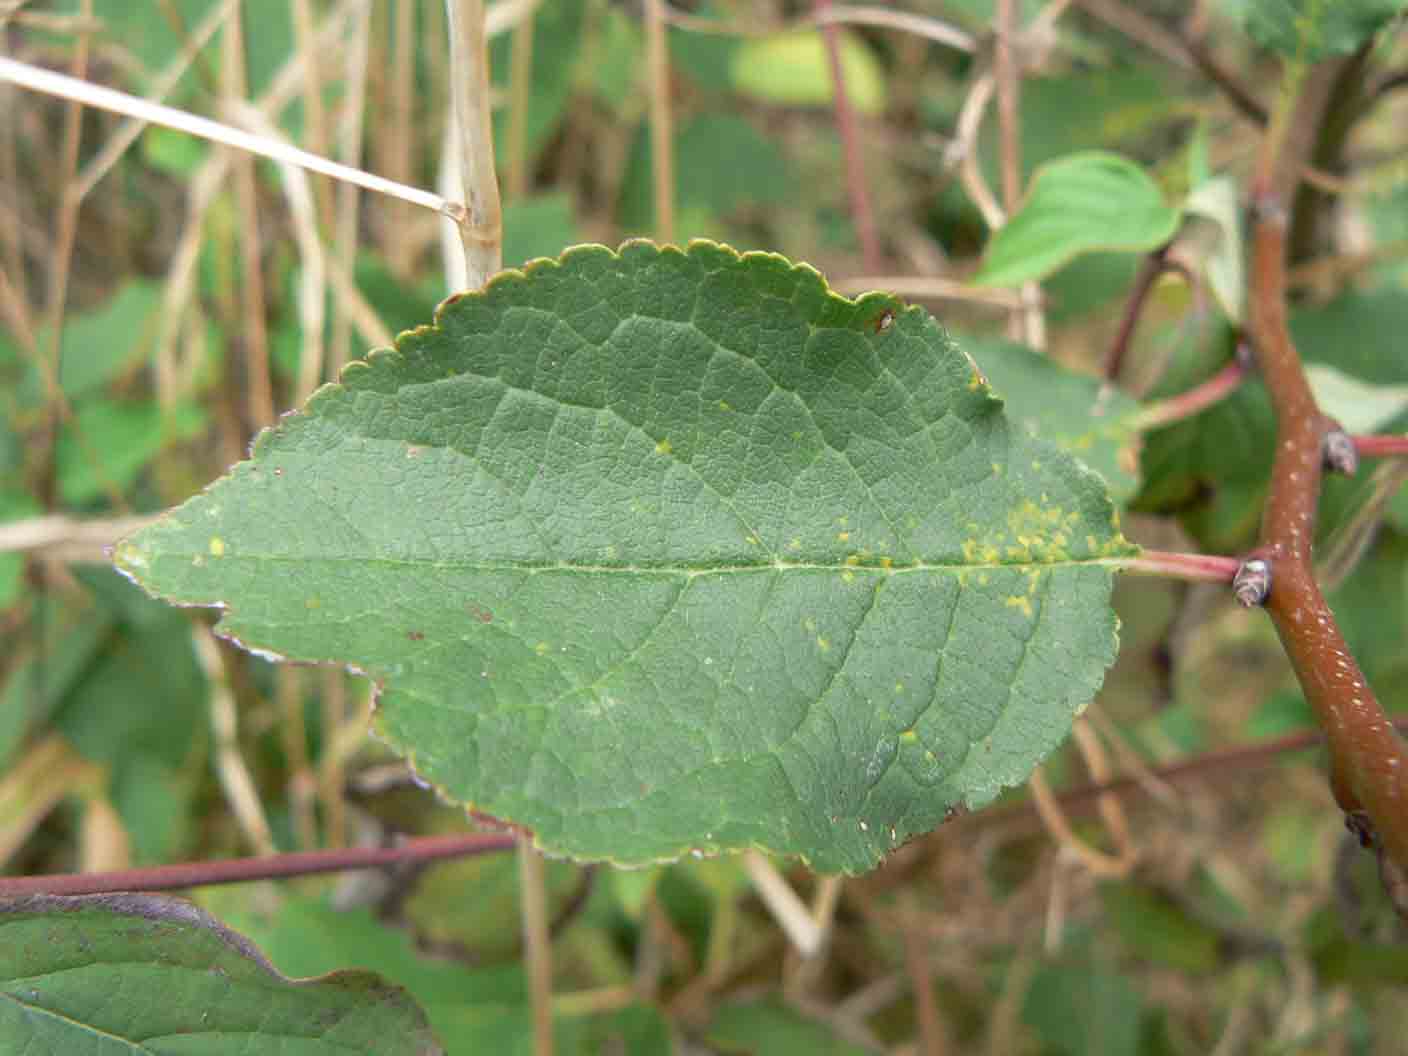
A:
[2,0,1408,1051]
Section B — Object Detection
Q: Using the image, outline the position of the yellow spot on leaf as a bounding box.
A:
[900,728,918,742]
[535,641,550,656]
[208,537,225,557]
[837,531,851,542]
[655,438,672,456]
[816,637,831,652]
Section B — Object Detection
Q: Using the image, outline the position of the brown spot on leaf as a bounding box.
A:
[872,308,895,334]
[467,603,493,624]
[407,630,425,641]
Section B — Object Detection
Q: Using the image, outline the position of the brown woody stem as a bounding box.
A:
[1249,203,1408,880]
[816,0,881,272]
[1102,245,1175,382]
[0,832,515,897]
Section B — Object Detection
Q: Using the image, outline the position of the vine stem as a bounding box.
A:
[816,0,881,272]
[1101,245,1181,382]
[0,833,515,898]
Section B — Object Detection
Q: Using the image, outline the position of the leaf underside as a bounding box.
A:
[116,240,1132,872]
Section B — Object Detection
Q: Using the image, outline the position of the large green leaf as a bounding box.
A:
[973,152,1181,288]
[0,893,441,1054]
[115,241,1133,873]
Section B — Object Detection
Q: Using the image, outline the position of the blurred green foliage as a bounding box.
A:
[2,1,1407,1052]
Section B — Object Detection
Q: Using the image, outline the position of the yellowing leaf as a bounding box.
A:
[731,30,886,114]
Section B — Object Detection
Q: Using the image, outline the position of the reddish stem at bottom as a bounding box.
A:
[0,832,516,898]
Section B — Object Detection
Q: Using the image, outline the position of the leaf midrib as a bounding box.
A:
[153,552,1131,576]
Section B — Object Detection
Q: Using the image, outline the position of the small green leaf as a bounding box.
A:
[1023,947,1144,1056]
[142,125,209,176]
[14,281,162,406]
[1305,363,1408,434]
[116,241,1133,873]
[1185,176,1245,323]
[731,30,886,114]
[0,893,442,1054]
[1225,0,1407,61]
[1101,883,1222,974]
[57,400,206,505]
[973,152,1181,288]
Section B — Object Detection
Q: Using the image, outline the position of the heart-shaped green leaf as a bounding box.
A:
[0,893,441,1054]
[115,241,1134,872]
[973,152,1181,288]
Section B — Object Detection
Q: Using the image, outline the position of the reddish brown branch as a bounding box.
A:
[815,0,881,272]
[1184,36,1268,125]
[1249,202,1408,884]
[1101,247,1190,382]
[0,832,516,897]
